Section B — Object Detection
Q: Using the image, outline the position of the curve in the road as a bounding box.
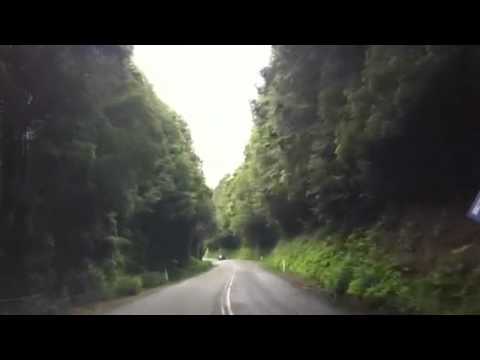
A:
[103,259,353,315]
[221,269,235,315]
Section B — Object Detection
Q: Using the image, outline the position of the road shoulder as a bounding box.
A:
[257,261,386,314]
[71,260,218,315]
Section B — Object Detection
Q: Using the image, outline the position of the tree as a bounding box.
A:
[214,45,480,250]
[0,45,214,302]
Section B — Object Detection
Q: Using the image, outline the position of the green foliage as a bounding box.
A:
[86,263,110,295]
[170,258,213,280]
[211,45,480,313]
[0,45,215,309]
[264,229,480,314]
[114,275,143,296]
[208,232,241,251]
[215,46,480,241]
[229,247,258,260]
[141,272,166,289]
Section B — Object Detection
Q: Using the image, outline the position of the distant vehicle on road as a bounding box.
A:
[218,254,226,261]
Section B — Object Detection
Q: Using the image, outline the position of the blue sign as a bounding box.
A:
[467,191,480,223]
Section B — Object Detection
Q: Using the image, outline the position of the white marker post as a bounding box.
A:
[282,259,286,273]
[164,268,169,282]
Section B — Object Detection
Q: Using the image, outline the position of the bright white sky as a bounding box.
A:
[133,45,272,189]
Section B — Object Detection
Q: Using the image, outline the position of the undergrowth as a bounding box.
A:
[3,258,214,314]
[264,229,480,314]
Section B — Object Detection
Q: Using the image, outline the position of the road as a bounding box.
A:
[104,259,354,315]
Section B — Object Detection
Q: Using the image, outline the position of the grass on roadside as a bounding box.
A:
[114,275,143,296]
[168,257,214,280]
[141,271,167,289]
[69,258,213,314]
[263,230,480,314]
[110,258,213,296]
[209,246,261,261]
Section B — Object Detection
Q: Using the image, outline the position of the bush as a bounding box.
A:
[264,227,480,314]
[86,264,109,293]
[230,247,258,260]
[185,258,213,273]
[114,275,143,296]
[265,231,410,310]
[171,258,213,280]
[211,232,242,250]
[141,272,166,288]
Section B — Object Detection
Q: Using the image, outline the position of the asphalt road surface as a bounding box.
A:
[104,259,353,315]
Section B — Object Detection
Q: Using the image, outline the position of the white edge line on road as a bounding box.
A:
[225,271,236,315]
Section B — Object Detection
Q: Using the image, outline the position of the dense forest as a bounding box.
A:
[5,45,480,315]
[212,45,480,313]
[0,45,215,313]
